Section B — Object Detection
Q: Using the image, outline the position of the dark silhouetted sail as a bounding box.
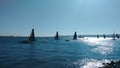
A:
[73,32,77,40]
[116,34,119,39]
[103,34,106,39]
[29,29,35,41]
[97,34,99,38]
[18,29,35,44]
[55,32,59,40]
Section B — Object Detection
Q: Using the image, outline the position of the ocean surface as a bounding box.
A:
[0,36,120,68]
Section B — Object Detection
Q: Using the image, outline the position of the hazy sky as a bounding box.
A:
[0,0,120,36]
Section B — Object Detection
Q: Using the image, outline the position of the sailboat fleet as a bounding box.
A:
[18,29,119,43]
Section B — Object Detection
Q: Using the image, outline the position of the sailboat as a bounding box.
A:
[97,34,99,38]
[55,31,59,40]
[73,32,77,40]
[29,29,35,41]
[18,29,35,43]
[103,34,106,39]
[112,32,116,40]
[116,34,119,39]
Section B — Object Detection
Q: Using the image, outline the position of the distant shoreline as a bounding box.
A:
[0,34,119,38]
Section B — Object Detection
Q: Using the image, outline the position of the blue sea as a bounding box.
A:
[0,36,120,68]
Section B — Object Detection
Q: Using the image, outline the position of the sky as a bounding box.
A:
[0,0,120,36]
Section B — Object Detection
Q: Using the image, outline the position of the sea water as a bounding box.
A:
[0,36,120,68]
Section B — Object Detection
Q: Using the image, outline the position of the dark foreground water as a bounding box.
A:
[0,36,120,68]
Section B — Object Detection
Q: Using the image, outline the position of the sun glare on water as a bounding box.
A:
[73,59,111,68]
[79,37,115,55]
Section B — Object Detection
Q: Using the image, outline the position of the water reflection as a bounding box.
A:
[73,58,111,68]
[79,37,115,55]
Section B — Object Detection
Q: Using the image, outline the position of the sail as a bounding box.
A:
[103,34,106,39]
[55,32,59,40]
[73,32,77,40]
[97,34,99,38]
[29,29,35,41]
[112,33,116,40]
[116,34,119,39]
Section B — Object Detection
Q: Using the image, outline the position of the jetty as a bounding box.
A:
[100,61,120,68]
